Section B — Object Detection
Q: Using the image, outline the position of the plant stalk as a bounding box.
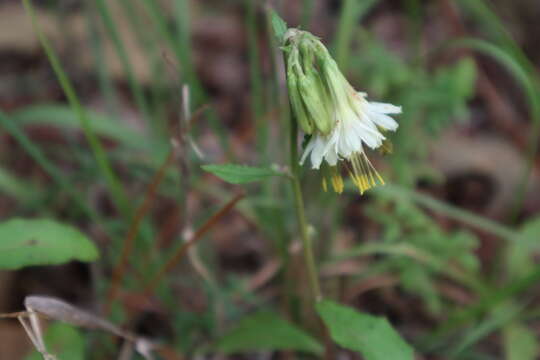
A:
[289,113,322,302]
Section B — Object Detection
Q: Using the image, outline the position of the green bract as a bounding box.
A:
[298,71,333,134]
[286,49,313,134]
[284,30,336,135]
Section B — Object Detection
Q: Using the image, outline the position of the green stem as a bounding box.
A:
[289,113,322,302]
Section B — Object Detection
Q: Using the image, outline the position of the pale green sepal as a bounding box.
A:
[287,67,313,134]
[298,72,333,135]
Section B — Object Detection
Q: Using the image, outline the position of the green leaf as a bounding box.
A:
[316,300,414,360]
[269,9,288,43]
[450,301,524,357]
[0,218,99,270]
[507,216,540,277]
[215,311,323,355]
[202,164,284,184]
[503,322,539,360]
[25,323,85,360]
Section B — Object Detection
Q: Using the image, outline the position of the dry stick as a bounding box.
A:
[0,311,28,318]
[173,86,216,287]
[22,296,158,360]
[26,296,134,340]
[144,192,246,294]
[18,312,55,360]
[21,296,183,360]
[151,104,209,250]
[175,85,192,241]
[104,149,176,315]
[175,86,223,332]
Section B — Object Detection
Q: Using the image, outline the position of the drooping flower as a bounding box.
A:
[283,29,401,194]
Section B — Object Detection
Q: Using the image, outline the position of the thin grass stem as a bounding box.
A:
[22,0,131,220]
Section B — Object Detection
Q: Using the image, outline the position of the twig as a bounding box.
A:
[104,149,176,315]
[173,86,217,288]
[20,296,159,360]
[144,192,245,294]
[0,311,28,319]
[25,296,134,340]
[174,85,192,238]
[18,309,56,360]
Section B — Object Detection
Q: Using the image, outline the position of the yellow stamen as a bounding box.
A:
[322,178,328,192]
[378,139,393,155]
[331,173,344,194]
[348,152,384,194]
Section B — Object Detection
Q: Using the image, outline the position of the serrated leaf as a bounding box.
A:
[215,311,323,355]
[25,323,85,360]
[0,218,99,270]
[202,164,284,184]
[270,9,288,43]
[316,300,414,360]
[503,322,539,360]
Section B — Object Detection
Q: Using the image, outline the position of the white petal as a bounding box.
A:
[350,120,384,149]
[300,137,316,165]
[324,146,339,166]
[310,136,328,169]
[369,102,402,114]
[369,112,399,131]
[323,126,341,156]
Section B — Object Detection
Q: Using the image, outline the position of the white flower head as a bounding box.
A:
[283,29,401,194]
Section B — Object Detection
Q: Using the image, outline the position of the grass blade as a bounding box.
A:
[22,0,131,219]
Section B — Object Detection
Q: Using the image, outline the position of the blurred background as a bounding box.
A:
[1,0,540,359]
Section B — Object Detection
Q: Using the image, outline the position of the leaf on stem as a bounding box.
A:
[214,311,323,355]
[0,218,98,270]
[316,300,414,360]
[202,164,284,184]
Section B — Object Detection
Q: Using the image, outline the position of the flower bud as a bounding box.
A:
[298,71,333,135]
[281,27,401,195]
[287,68,313,134]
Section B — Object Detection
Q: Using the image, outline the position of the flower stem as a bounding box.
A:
[289,114,323,302]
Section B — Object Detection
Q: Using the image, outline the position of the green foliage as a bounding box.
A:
[362,198,480,313]
[503,322,539,360]
[0,167,38,204]
[449,301,525,356]
[349,33,478,186]
[420,57,477,133]
[270,9,288,43]
[214,310,323,355]
[11,0,540,359]
[23,0,131,219]
[334,0,379,68]
[506,216,540,278]
[349,34,411,96]
[202,164,285,184]
[316,300,414,360]
[25,323,85,360]
[0,218,98,270]
[12,104,154,152]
